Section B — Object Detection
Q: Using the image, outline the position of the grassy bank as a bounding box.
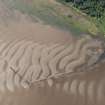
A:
[57,0,105,37]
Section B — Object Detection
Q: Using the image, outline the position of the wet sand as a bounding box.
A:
[0,17,75,44]
[0,8,76,105]
[0,1,104,105]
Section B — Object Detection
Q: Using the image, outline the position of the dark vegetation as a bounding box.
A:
[63,0,105,19]
[58,0,105,35]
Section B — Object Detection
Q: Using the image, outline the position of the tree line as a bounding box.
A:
[63,0,105,19]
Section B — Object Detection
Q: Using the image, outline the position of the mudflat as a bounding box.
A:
[0,19,74,44]
[0,1,76,105]
[0,0,105,105]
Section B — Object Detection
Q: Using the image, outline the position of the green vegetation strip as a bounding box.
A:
[57,0,105,36]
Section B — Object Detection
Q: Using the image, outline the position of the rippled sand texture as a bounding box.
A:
[0,0,105,105]
[0,35,104,105]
